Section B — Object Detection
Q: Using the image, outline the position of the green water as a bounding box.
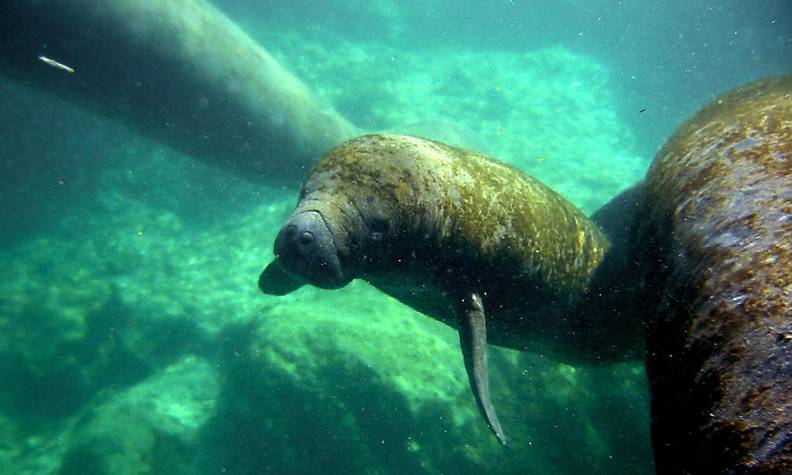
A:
[1,1,790,474]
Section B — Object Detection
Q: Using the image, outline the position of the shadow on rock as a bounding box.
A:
[58,355,219,475]
[0,286,211,433]
[198,322,496,475]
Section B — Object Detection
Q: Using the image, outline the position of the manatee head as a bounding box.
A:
[259,135,421,296]
[259,200,355,295]
[258,164,383,295]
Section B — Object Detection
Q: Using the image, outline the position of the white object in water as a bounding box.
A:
[38,55,75,74]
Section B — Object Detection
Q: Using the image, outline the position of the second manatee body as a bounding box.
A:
[630,76,792,472]
[259,134,644,444]
[0,0,357,187]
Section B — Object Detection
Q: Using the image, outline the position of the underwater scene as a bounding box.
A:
[0,1,790,474]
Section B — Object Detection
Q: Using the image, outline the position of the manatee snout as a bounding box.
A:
[261,210,347,293]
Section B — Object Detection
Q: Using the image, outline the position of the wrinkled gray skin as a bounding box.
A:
[260,134,643,445]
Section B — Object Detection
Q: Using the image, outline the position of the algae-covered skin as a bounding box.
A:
[630,76,792,472]
[260,134,632,444]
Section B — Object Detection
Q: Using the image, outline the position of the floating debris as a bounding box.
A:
[38,55,75,73]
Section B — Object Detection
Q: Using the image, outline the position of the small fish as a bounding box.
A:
[38,55,75,74]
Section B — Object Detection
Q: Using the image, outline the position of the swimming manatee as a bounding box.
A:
[628,76,792,472]
[259,134,645,445]
[0,0,357,187]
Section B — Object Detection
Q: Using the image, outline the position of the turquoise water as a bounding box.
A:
[0,1,789,474]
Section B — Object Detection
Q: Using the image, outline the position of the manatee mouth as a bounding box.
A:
[270,210,347,289]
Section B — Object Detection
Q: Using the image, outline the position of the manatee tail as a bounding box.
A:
[457,293,508,446]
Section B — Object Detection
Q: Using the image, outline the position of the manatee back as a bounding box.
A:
[310,134,609,300]
[435,140,609,297]
[631,76,792,472]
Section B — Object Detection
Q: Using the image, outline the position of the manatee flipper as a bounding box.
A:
[456,293,508,446]
[259,259,305,296]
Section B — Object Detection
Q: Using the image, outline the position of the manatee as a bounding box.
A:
[385,120,490,153]
[259,134,645,445]
[0,0,357,187]
[625,76,792,472]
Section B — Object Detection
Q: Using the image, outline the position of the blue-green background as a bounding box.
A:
[0,1,790,474]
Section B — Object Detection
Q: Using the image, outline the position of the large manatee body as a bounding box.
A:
[630,76,792,472]
[259,134,643,444]
[0,0,357,186]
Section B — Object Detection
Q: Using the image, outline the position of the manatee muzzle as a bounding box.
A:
[271,210,346,289]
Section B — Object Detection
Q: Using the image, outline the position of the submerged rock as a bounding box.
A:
[58,356,219,475]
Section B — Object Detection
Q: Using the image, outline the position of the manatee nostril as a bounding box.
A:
[285,225,296,237]
[298,231,314,246]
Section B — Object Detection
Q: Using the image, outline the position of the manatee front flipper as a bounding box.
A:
[456,293,508,446]
[259,259,305,296]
